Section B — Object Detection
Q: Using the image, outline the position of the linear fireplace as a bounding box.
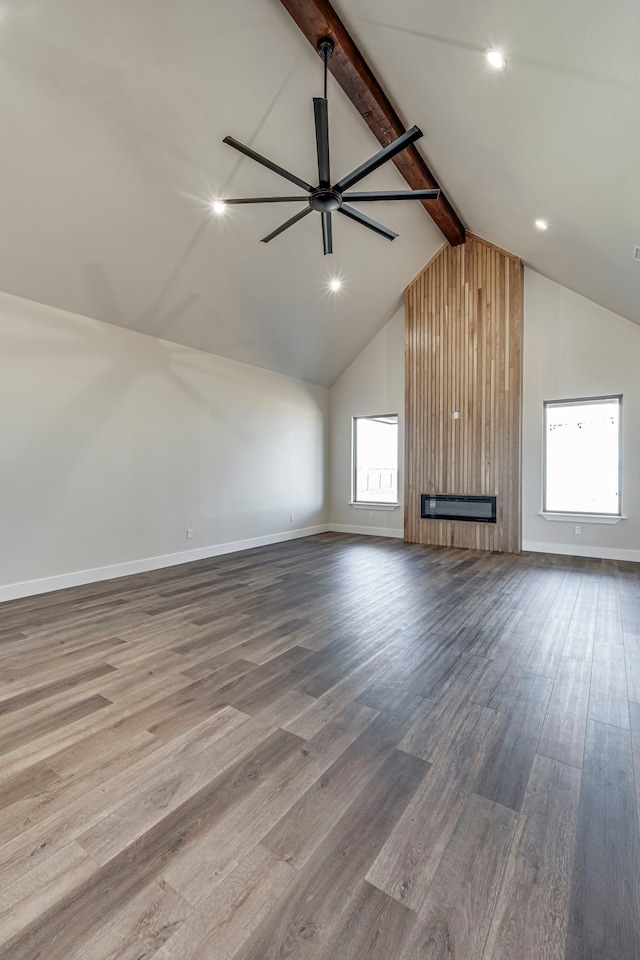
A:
[420,494,497,523]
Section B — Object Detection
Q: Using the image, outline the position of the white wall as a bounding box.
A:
[523,268,640,561]
[329,307,404,538]
[0,291,329,600]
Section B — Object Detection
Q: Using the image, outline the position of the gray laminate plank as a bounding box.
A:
[0,709,250,888]
[474,672,553,811]
[566,719,640,960]
[629,702,640,838]
[0,763,61,812]
[621,598,640,633]
[588,641,630,729]
[78,718,300,866]
[230,748,429,960]
[403,794,517,960]
[314,880,418,960]
[262,691,427,868]
[0,730,165,849]
[63,878,193,960]
[471,632,534,712]
[366,703,503,911]
[538,657,591,769]
[483,753,581,960]
[594,587,624,645]
[0,663,117,717]
[0,694,112,755]
[147,846,295,960]
[1,729,306,960]
[161,700,380,904]
[356,682,408,710]
[525,616,568,679]
[398,654,491,763]
[0,841,97,950]
[282,645,408,739]
[624,633,640,704]
[562,619,595,661]
[569,579,599,626]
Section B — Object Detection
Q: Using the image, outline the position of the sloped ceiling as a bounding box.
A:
[0,1,638,386]
[346,0,640,334]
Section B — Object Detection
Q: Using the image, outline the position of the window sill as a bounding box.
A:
[539,512,625,525]
[349,502,400,511]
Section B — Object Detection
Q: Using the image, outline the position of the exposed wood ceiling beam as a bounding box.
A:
[277,0,466,245]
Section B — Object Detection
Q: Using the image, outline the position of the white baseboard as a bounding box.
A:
[0,525,331,604]
[16,528,635,604]
[522,540,640,563]
[329,523,404,539]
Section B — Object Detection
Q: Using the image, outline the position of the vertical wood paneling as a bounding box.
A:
[405,234,523,553]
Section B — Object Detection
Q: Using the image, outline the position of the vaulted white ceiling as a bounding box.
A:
[1,1,639,386]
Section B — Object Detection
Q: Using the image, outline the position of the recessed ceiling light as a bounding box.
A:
[486,49,507,71]
[535,219,549,231]
[329,278,342,292]
[212,200,226,215]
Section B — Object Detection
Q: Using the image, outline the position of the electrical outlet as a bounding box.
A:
[289,514,295,523]
[186,528,193,540]
[574,525,581,535]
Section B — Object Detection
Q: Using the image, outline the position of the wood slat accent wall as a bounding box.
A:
[405,233,523,552]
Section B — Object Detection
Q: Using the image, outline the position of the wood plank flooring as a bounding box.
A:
[0,533,639,959]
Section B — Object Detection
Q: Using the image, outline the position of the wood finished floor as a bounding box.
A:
[1,533,639,960]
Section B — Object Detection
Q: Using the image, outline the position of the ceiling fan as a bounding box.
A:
[219,37,440,255]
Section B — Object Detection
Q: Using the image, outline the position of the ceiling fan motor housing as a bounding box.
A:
[310,189,342,212]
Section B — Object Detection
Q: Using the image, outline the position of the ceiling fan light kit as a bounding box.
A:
[220,38,440,254]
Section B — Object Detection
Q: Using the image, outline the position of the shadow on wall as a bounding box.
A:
[0,288,328,584]
[2,289,327,480]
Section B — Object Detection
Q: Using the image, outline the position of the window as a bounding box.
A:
[544,396,621,515]
[353,414,398,504]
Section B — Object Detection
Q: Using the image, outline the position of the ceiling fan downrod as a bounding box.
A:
[317,36,334,100]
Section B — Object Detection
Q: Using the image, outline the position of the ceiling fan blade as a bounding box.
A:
[321,211,333,255]
[339,204,398,241]
[341,188,441,202]
[223,136,313,193]
[261,206,313,244]
[223,196,309,204]
[313,98,330,188]
[334,126,423,193]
